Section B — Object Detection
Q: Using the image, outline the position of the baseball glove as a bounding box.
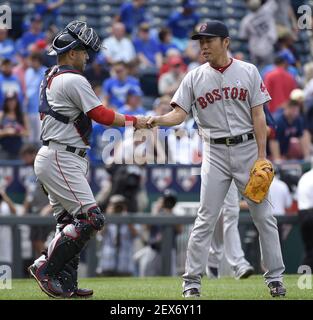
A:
[243,159,274,204]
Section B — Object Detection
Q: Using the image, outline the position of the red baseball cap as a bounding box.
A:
[168,56,183,66]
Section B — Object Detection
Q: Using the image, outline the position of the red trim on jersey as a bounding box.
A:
[55,150,83,215]
[211,58,233,74]
[87,105,115,125]
[47,69,81,89]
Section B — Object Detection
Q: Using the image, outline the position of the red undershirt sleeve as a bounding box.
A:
[87,105,115,125]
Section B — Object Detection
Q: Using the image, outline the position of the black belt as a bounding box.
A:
[42,140,87,158]
[210,133,254,146]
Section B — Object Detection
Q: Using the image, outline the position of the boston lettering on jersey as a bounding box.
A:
[196,87,248,109]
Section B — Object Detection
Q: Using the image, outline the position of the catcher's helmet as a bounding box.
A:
[48,20,102,56]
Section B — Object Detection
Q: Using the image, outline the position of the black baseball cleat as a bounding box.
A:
[73,288,94,298]
[206,266,219,279]
[182,288,200,298]
[28,264,74,299]
[268,281,286,297]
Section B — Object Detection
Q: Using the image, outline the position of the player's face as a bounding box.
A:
[199,37,228,64]
[72,49,89,72]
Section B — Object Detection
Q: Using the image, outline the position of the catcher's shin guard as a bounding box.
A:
[43,207,105,277]
[61,255,93,297]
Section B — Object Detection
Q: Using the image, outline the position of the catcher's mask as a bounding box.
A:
[48,20,103,56]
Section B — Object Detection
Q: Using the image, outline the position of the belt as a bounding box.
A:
[210,133,255,146]
[42,140,87,158]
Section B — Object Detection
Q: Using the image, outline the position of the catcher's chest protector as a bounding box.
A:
[39,65,92,145]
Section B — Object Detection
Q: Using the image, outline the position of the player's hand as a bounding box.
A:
[134,116,149,130]
[146,116,159,129]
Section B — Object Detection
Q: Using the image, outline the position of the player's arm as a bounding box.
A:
[87,105,146,129]
[69,76,146,129]
[146,104,188,128]
[251,104,267,160]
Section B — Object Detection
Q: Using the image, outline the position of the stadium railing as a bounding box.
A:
[0,214,298,278]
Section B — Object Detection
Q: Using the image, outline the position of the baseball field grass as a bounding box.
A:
[0,275,312,300]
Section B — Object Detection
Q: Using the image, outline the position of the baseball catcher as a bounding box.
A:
[28,20,147,298]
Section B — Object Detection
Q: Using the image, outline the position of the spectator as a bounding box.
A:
[102,22,136,65]
[42,25,59,68]
[0,58,24,108]
[239,0,278,67]
[29,38,48,55]
[32,0,64,29]
[135,189,182,276]
[184,22,202,63]
[297,166,313,270]
[20,144,52,259]
[117,87,146,139]
[167,0,199,52]
[158,27,179,57]
[118,0,149,35]
[158,49,186,78]
[261,48,299,81]
[288,90,312,157]
[274,0,298,37]
[97,195,140,276]
[88,121,108,165]
[0,29,16,60]
[264,54,297,114]
[158,55,186,96]
[84,54,110,89]
[12,49,29,97]
[0,187,17,265]
[276,30,298,62]
[303,63,313,145]
[25,52,47,144]
[147,95,172,118]
[145,96,172,163]
[102,61,141,109]
[100,165,146,213]
[304,62,313,110]
[133,23,163,70]
[269,173,293,216]
[269,100,309,162]
[0,92,29,159]
[118,87,146,116]
[18,14,45,51]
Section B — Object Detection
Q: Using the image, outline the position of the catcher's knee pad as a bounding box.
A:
[86,206,106,231]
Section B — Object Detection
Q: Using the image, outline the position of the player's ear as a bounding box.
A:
[68,49,76,60]
[222,37,230,50]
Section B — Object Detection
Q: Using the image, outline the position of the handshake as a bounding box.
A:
[133,116,160,130]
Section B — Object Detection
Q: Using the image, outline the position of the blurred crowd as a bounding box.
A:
[1,0,313,276]
[1,0,313,163]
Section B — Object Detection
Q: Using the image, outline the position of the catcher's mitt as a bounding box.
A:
[243,159,274,204]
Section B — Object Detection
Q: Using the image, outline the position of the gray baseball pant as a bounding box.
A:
[183,139,285,292]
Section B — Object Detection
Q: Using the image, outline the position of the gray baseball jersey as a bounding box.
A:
[41,73,102,149]
[171,58,271,138]
[239,0,278,58]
